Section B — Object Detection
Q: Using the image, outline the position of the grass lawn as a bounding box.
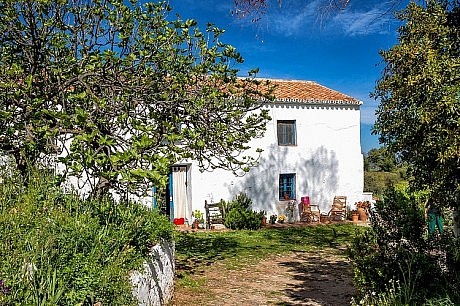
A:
[174,223,368,286]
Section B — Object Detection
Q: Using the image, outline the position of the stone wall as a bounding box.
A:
[131,239,175,306]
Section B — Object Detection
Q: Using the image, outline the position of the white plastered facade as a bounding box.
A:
[173,99,365,222]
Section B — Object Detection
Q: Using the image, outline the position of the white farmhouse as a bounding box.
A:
[166,79,365,223]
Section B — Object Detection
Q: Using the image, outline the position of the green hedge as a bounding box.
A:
[0,171,174,305]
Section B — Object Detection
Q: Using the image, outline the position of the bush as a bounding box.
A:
[364,171,404,197]
[348,185,460,305]
[223,193,264,230]
[0,169,174,305]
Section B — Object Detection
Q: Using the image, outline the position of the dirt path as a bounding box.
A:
[170,248,357,306]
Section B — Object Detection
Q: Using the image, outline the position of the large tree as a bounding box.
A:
[373,0,459,206]
[0,0,272,198]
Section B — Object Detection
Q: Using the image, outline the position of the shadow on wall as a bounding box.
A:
[297,147,339,210]
[225,145,339,213]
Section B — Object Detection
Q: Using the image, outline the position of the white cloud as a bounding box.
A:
[329,7,395,36]
[270,0,322,36]
[254,0,401,37]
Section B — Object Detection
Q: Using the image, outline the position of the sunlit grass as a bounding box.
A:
[175,223,367,288]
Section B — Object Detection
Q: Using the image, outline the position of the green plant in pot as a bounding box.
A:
[278,214,286,223]
[192,209,204,229]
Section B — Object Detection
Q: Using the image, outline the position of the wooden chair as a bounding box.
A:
[204,200,224,229]
[327,196,347,221]
[300,202,321,223]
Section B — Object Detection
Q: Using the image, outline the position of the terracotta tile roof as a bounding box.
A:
[263,79,362,106]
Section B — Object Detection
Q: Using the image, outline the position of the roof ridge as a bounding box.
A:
[254,78,316,84]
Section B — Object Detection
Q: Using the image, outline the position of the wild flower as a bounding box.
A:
[0,279,10,295]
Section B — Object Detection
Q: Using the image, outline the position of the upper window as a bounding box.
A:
[279,173,296,200]
[277,120,296,146]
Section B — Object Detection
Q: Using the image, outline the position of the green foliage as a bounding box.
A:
[231,193,253,210]
[363,147,408,197]
[192,209,204,223]
[365,147,398,172]
[373,0,460,205]
[348,185,460,304]
[224,208,264,230]
[0,0,273,197]
[0,170,174,305]
[372,8,460,298]
[364,171,405,197]
[222,193,264,230]
[217,198,231,221]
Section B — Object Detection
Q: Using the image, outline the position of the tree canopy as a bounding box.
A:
[0,0,272,198]
[365,147,398,172]
[373,0,459,205]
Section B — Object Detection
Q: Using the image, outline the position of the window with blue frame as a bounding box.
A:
[277,120,296,146]
[279,173,296,200]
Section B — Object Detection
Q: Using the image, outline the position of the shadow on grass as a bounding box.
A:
[175,224,366,279]
[175,232,241,276]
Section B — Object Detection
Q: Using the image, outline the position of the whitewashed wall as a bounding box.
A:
[189,102,364,218]
[131,239,175,306]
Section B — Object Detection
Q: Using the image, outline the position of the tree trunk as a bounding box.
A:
[14,150,30,187]
[91,176,112,200]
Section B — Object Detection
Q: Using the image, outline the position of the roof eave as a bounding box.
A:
[265,98,363,106]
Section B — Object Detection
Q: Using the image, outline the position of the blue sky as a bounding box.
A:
[169,0,408,153]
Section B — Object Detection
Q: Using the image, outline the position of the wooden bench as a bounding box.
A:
[205,200,224,229]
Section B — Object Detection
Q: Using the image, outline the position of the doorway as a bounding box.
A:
[168,165,192,222]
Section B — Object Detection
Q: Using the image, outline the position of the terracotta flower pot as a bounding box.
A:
[261,216,267,226]
[351,214,359,222]
[357,207,368,221]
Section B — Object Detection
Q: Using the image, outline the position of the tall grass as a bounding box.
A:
[0,168,174,305]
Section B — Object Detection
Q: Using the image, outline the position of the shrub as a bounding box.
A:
[223,193,264,230]
[364,171,405,197]
[348,185,460,305]
[0,169,174,305]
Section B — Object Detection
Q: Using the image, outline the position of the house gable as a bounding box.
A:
[177,78,365,222]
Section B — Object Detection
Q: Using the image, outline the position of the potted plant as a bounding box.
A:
[278,214,286,224]
[261,214,267,226]
[192,209,204,229]
[285,201,295,223]
[351,210,359,222]
[269,214,277,224]
[355,201,371,221]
